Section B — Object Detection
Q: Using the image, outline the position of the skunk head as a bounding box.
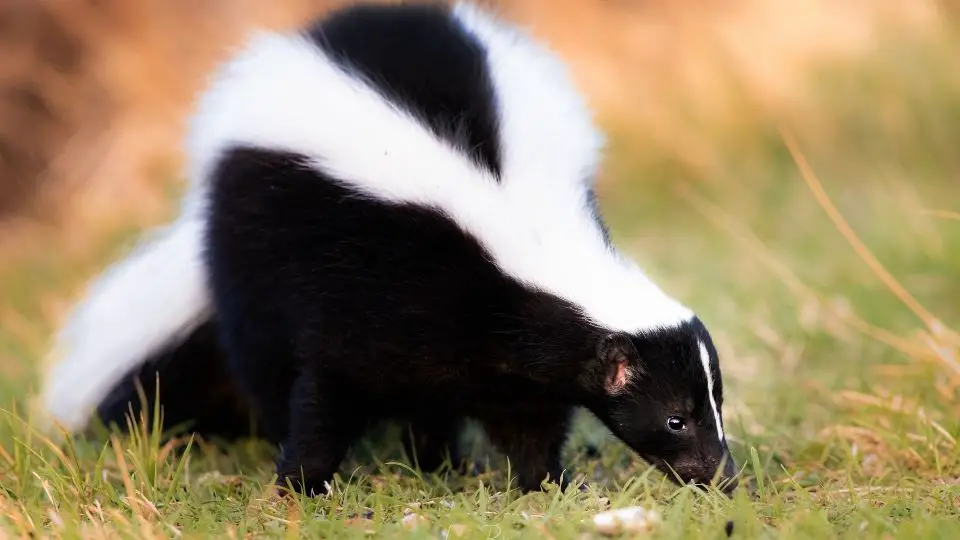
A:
[583,317,737,493]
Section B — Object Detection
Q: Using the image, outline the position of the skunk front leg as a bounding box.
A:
[480,404,576,493]
[402,414,464,473]
[276,372,364,496]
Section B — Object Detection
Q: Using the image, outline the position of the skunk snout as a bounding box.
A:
[676,450,739,495]
[718,452,739,494]
[700,450,739,495]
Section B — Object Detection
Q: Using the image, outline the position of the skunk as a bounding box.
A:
[36,1,738,495]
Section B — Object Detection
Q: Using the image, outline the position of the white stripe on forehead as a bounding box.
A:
[698,341,724,442]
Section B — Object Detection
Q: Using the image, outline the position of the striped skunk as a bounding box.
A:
[35,1,738,495]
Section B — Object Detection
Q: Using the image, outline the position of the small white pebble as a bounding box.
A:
[592,506,661,536]
[401,513,427,530]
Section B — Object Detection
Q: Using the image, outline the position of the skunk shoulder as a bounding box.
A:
[185,0,691,335]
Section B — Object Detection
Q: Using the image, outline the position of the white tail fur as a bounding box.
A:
[37,216,212,434]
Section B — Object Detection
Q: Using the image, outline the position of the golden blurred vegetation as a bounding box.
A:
[0,0,949,255]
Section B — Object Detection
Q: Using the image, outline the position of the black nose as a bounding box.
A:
[717,453,739,495]
[656,452,739,494]
[690,474,737,495]
[718,474,738,495]
[691,453,739,495]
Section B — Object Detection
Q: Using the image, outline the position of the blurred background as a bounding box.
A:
[1,0,958,490]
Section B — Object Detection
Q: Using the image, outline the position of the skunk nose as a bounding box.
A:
[691,452,738,495]
[718,474,738,495]
[717,453,739,495]
[690,474,737,495]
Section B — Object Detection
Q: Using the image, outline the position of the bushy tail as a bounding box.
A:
[37,217,213,435]
[94,318,260,442]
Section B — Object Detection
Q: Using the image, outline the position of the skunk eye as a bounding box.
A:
[666,417,687,432]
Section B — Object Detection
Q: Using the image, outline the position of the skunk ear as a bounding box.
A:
[596,333,640,395]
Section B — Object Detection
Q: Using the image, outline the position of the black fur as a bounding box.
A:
[95,320,260,441]
[203,144,736,494]
[92,1,737,496]
[206,145,603,493]
[308,2,502,178]
[586,186,613,245]
[95,0,504,462]
[587,317,734,487]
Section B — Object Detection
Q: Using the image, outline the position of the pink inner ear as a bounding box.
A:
[608,361,629,393]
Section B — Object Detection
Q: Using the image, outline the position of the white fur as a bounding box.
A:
[698,341,724,442]
[186,3,693,334]
[39,217,211,433]
[38,1,693,433]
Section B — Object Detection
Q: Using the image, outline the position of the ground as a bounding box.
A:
[2,9,960,540]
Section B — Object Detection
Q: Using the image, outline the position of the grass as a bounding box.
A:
[3,13,960,540]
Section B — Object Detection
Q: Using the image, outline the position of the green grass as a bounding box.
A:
[2,26,960,540]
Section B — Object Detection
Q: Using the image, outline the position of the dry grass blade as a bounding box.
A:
[780,127,960,377]
[109,435,136,505]
[920,209,960,221]
[674,179,927,359]
[779,127,940,328]
[673,179,811,299]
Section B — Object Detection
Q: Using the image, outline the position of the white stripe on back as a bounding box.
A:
[184,4,693,335]
[36,1,699,438]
